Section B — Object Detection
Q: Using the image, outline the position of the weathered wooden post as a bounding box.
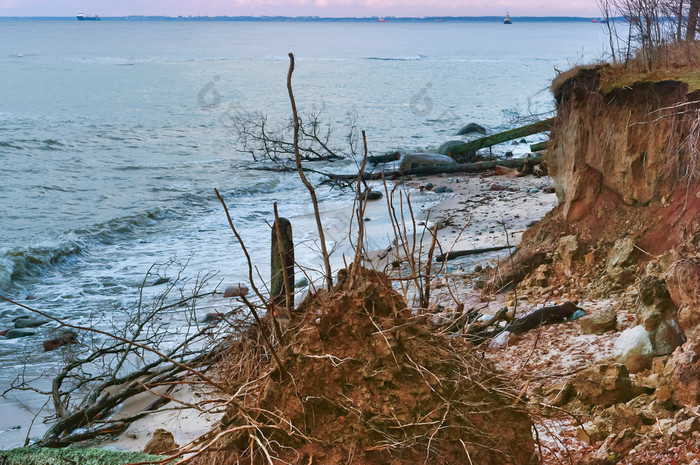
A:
[271,207,294,310]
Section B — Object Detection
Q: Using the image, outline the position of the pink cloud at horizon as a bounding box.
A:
[2,0,600,18]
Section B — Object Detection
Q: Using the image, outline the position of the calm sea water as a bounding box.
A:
[0,19,604,446]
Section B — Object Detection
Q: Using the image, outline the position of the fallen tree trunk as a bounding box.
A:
[507,302,582,335]
[326,155,543,182]
[448,118,555,162]
[436,245,513,262]
[368,151,400,165]
[529,141,549,152]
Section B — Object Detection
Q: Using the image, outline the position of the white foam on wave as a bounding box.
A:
[365,55,424,61]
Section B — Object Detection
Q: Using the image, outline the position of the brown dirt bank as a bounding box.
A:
[489,66,700,293]
[468,65,700,465]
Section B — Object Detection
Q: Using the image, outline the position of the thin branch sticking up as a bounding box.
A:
[287,52,333,290]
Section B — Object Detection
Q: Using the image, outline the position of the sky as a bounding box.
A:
[1,0,600,18]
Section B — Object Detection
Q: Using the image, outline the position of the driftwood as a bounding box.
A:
[436,245,513,262]
[368,151,400,165]
[326,155,543,183]
[529,141,549,152]
[507,302,581,335]
[448,118,555,162]
[463,302,582,345]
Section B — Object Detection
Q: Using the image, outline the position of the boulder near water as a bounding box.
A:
[456,122,487,136]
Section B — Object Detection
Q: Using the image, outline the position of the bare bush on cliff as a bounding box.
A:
[596,0,700,70]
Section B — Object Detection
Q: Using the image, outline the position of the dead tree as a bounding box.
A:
[688,0,700,39]
[230,105,360,166]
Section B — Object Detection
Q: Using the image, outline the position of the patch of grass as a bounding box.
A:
[598,67,700,94]
[0,447,168,465]
[554,42,700,96]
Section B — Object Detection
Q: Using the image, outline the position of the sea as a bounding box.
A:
[0,18,605,447]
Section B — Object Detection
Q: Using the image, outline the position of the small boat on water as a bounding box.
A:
[76,12,101,21]
[377,17,389,22]
[504,12,512,24]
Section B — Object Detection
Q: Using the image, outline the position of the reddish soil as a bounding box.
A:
[195,268,538,465]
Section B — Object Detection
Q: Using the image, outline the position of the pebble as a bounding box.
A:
[529,188,539,194]
[434,186,446,194]
[570,310,586,321]
[425,182,434,189]
[224,283,249,298]
[295,277,309,288]
[427,220,446,231]
[489,332,510,349]
[361,190,383,201]
[489,183,500,191]
[201,312,224,324]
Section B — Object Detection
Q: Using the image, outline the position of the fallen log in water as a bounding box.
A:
[325,155,543,183]
[368,151,400,165]
[448,118,555,163]
[436,245,513,262]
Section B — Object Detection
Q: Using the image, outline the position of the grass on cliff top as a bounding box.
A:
[599,67,700,94]
[0,447,169,465]
[553,42,700,95]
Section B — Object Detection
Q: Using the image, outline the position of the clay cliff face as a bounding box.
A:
[546,66,700,253]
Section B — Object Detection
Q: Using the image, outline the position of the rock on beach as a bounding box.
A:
[399,153,455,172]
[14,317,49,329]
[224,283,249,298]
[5,329,35,339]
[43,330,78,352]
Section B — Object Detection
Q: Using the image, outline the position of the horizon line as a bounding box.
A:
[0,15,604,20]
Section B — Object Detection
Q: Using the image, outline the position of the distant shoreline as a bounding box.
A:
[0,16,608,22]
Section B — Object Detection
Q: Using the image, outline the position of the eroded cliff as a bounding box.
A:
[546,66,700,253]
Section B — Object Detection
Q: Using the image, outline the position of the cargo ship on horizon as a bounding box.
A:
[76,12,101,21]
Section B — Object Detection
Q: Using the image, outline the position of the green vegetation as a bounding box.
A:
[0,447,166,465]
[551,61,700,97]
[599,68,700,94]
